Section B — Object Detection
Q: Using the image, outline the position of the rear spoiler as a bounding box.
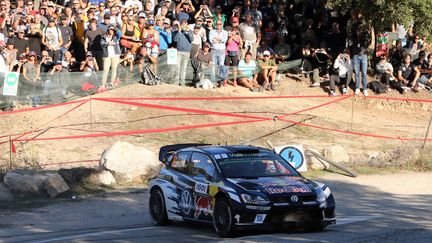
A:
[159,143,211,162]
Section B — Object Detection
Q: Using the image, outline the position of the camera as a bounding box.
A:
[88,57,93,61]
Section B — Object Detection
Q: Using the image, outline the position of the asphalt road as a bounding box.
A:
[0,173,431,243]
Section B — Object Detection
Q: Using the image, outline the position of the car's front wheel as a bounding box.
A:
[213,197,234,237]
[149,188,170,226]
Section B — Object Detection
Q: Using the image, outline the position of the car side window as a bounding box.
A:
[169,152,191,174]
[190,152,217,181]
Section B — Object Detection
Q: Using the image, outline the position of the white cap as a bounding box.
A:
[263,50,271,56]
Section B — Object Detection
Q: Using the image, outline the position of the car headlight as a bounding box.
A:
[241,194,270,205]
[316,188,326,203]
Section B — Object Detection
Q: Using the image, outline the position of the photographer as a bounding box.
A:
[101,25,121,89]
[329,49,353,96]
[80,51,99,72]
[176,0,195,22]
[40,50,54,73]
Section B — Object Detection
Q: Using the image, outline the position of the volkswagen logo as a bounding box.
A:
[290,195,298,203]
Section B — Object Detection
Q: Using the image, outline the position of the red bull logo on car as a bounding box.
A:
[194,195,213,219]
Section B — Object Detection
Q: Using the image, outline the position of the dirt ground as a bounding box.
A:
[1,75,432,169]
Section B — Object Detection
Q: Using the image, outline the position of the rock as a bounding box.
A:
[86,170,116,186]
[306,148,329,170]
[381,147,420,167]
[4,171,48,196]
[0,182,14,201]
[100,141,163,182]
[43,173,70,198]
[323,145,350,163]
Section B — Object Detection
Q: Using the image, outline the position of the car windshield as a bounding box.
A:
[215,152,299,178]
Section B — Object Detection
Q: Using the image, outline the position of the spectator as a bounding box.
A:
[58,15,73,61]
[142,0,155,19]
[125,0,143,12]
[98,13,112,33]
[4,39,17,71]
[27,24,43,56]
[120,15,141,54]
[12,28,29,57]
[203,16,213,42]
[190,24,205,59]
[225,25,242,86]
[325,21,345,57]
[63,51,79,72]
[40,50,54,73]
[42,17,63,62]
[273,35,292,63]
[158,18,172,53]
[389,39,404,68]
[142,19,160,53]
[172,20,192,86]
[156,0,176,20]
[84,18,104,69]
[350,13,371,96]
[239,13,260,59]
[80,51,99,72]
[397,54,420,93]
[237,51,260,92]
[246,0,262,27]
[258,50,278,91]
[196,42,213,84]
[194,4,212,21]
[375,54,404,94]
[209,19,228,85]
[22,51,41,106]
[414,51,432,88]
[329,49,353,96]
[46,60,69,103]
[309,42,332,87]
[176,0,195,22]
[212,5,226,27]
[101,25,121,89]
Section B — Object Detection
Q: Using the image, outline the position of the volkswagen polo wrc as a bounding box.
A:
[149,144,335,237]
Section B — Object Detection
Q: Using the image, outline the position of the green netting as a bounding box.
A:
[0,53,301,108]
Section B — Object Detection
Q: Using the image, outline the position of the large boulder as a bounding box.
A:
[86,170,116,186]
[100,141,163,182]
[3,171,48,196]
[43,173,70,198]
[306,148,329,170]
[0,182,14,201]
[323,145,350,164]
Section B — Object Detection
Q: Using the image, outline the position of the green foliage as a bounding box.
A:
[327,0,432,35]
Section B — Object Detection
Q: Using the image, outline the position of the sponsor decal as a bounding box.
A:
[265,185,312,194]
[235,214,241,223]
[254,214,267,224]
[208,184,219,196]
[273,202,289,206]
[194,195,212,219]
[179,190,193,215]
[194,182,208,194]
[246,205,271,211]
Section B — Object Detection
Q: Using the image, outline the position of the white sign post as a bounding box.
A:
[2,72,20,96]
[167,48,178,65]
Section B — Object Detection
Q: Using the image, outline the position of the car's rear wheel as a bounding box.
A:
[149,188,170,226]
[213,197,234,237]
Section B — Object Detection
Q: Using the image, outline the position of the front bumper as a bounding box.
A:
[232,203,336,228]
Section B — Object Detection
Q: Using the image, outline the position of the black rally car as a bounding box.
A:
[149,144,335,237]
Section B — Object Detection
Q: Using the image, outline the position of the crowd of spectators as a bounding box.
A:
[0,0,431,97]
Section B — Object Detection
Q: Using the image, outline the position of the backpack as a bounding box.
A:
[367,81,387,94]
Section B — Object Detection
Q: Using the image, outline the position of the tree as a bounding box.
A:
[327,0,432,36]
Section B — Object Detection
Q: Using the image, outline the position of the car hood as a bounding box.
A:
[227,176,317,197]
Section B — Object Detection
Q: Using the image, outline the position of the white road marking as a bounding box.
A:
[29,226,157,243]
[336,216,381,225]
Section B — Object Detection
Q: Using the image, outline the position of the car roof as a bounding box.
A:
[180,145,270,156]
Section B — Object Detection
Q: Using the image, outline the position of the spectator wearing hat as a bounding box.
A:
[176,0,195,22]
[46,59,70,103]
[172,19,193,86]
[40,50,54,73]
[239,13,260,60]
[85,17,105,65]
[189,16,206,35]
[4,39,18,71]
[158,18,172,53]
[98,13,112,33]
[142,18,160,52]
[257,50,278,91]
[225,24,242,86]
[22,51,41,107]
[80,51,99,72]
[125,0,143,12]
[196,41,213,83]
[137,12,148,36]
[42,17,63,62]
[120,15,141,54]
[190,23,206,59]
[209,19,228,85]
[58,15,73,61]
[101,25,121,89]
[12,28,29,57]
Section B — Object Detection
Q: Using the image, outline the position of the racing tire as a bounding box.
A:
[213,197,234,237]
[149,188,171,226]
